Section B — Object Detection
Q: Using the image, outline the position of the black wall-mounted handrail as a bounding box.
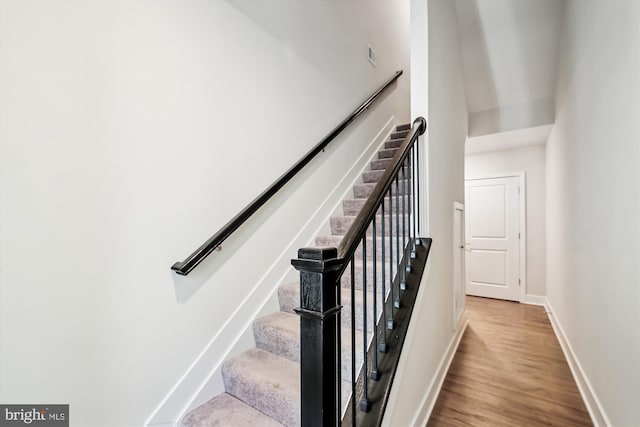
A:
[171,70,404,275]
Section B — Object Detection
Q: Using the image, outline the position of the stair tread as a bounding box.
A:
[253,311,368,380]
[277,281,381,332]
[182,393,284,427]
[378,147,399,159]
[315,234,401,245]
[254,312,300,362]
[278,281,370,308]
[222,348,300,426]
[343,195,411,216]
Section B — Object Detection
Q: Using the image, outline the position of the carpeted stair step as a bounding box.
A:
[371,157,393,171]
[362,169,386,183]
[277,261,388,292]
[253,311,368,380]
[391,129,409,139]
[343,195,412,216]
[385,138,404,149]
[340,263,389,291]
[385,138,406,149]
[222,348,300,426]
[396,123,411,131]
[377,147,399,159]
[182,393,284,427]
[330,214,410,237]
[277,282,380,331]
[361,168,411,184]
[222,348,355,426]
[315,235,403,262]
[370,157,413,171]
[353,181,412,198]
[253,312,300,363]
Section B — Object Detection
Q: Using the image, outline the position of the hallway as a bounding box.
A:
[427,297,592,426]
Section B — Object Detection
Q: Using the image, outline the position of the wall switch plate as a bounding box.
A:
[367,44,376,67]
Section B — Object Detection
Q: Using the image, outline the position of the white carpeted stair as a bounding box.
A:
[181,124,411,427]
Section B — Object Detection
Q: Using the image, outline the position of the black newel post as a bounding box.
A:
[291,247,343,427]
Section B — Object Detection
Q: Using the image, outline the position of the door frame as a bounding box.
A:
[452,201,465,328]
[464,171,527,303]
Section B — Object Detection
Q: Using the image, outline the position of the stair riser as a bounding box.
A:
[253,319,299,363]
[335,294,382,333]
[330,214,411,237]
[378,148,399,159]
[371,157,414,171]
[341,266,385,291]
[371,158,391,171]
[222,349,300,427]
[342,257,406,290]
[396,123,411,131]
[253,317,367,380]
[362,169,384,183]
[353,182,412,199]
[384,139,403,149]
[362,168,412,183]
[315,236,407,263]
[343,195,412,216]
[278,284,382,332]
[391,130,409,139]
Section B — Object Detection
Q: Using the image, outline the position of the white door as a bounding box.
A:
[465,176,520,301]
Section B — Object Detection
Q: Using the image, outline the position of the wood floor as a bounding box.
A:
[427,296,592,427]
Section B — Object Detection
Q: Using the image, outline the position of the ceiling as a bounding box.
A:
[454,0,564,141]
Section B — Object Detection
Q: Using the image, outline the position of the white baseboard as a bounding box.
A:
[146,117,398,427]
[544,298,611,427]
[408,311,470,427]
[523,294,547,307]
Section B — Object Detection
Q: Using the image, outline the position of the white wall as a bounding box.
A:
[468,98,555,136]
[454,0,563,136]
[465,144,546,297]
[546,1,640,425]
[383,0,468,424]
[0,1,410,426]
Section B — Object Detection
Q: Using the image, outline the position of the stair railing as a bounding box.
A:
[292,117,431,426]
[171,70,404,275]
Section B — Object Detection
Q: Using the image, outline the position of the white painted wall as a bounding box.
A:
[546,1,640,425]
[0,1,410,425]
[454,0,563,136]
[468,98,555,136]
[465,144,546,297]
[383,0,468,425]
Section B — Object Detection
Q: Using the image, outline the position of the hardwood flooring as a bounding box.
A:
[427,296,592,427]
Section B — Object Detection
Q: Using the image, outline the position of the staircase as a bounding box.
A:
[182,124,412,427]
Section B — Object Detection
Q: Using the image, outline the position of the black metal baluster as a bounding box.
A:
[380,199,389,350]
[416,136,421,245]
[411,144,417,257]
[360,236,370,412]
[371,215,380,379]
[350,259,356,426]
[400,161,408,291]
[387,188,395,330]
[394,175,401,309]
